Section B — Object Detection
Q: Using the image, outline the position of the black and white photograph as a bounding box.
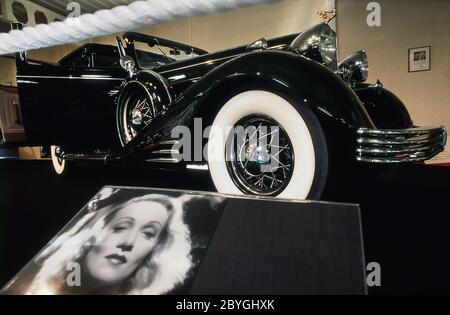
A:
[1,187,226,295]
[408,46,431,72]
[413,51,426,61]
[0,0,450,301]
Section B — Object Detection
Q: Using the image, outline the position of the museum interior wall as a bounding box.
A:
[1,0,328,85]
[0,56,14,86]
[93,0,328,51]
[337,0,450,162]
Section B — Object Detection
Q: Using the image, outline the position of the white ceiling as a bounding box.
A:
[30,0,138,15]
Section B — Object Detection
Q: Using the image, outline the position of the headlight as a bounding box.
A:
[319,25,337,65]
[290,23,337,67]
[338,50,369,84]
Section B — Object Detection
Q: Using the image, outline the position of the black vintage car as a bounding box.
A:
[15,23,447,200]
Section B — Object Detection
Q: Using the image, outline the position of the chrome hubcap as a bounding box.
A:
[226,116,294,196]
[123,93,154,143]
[131,108,143,126]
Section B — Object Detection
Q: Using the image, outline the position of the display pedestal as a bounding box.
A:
[191,198,366,295]
[2,187,366,295]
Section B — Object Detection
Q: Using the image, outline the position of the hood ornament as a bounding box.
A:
[317,9,336,23]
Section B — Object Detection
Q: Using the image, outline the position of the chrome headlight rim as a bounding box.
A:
[338,50,369,84]
[318,24,337,66]
[289,23,337,67]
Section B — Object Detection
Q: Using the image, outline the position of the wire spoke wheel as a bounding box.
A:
[208,90,328,200]
[226,115,295,196]
[120,88,155,144]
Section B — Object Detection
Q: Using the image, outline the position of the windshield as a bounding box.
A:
[133,40,203,69]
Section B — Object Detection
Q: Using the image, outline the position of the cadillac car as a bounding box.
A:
[14,22,447,200]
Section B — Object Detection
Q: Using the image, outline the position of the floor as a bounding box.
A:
[0,160,449,294]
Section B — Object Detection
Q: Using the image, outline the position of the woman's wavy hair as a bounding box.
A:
[27,193,194,295]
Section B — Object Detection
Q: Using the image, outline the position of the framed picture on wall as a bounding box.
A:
[408,46,431,72]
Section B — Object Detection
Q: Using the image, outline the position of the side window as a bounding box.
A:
[60,47,120,68]
[64,53,82,67]
[93,51,121,68]
[60,49,93,68]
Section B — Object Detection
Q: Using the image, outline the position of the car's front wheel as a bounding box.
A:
[207,90,328,200]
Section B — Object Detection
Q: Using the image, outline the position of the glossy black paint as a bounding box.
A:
[116,70,173,146]
[15,28,411,168]
[109,49,375,164]
[355,82,413,129]
[17,58,126,149]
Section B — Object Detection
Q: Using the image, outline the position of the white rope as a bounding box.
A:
[0,0,277,55]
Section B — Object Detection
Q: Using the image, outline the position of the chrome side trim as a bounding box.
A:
[16,75,124,81]
[152,149,179,155]
[186,164,209,170]
[145,157,181,163]
[356,126,447,163]
[269,44,288,50]
[159,140,179,145]
[65,153,109,161]
[144,139,181,164]
[167,76,202,84]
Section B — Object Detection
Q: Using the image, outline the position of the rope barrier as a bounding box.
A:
[0,0,276,55]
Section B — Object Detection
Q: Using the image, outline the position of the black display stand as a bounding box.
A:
[191,198,366,295]
[1,187,366,295]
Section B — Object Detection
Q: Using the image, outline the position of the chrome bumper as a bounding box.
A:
[356,126,447,163]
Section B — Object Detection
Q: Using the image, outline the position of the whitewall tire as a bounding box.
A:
[207,90,328,200]
[50,145,68,176]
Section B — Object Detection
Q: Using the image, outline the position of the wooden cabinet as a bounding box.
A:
[0,86,25,144]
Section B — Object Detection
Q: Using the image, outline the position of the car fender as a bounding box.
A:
[177,50,374,128]
[108,50,375,161]
[354,82,413,129]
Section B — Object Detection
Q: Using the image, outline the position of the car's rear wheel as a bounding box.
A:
[207,90,328,200]
[50,145,68,176]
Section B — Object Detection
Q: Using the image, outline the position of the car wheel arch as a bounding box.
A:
[188,51,374,129]
[195,74,314,128]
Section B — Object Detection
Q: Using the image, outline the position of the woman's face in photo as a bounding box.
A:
[85,201,169,285]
